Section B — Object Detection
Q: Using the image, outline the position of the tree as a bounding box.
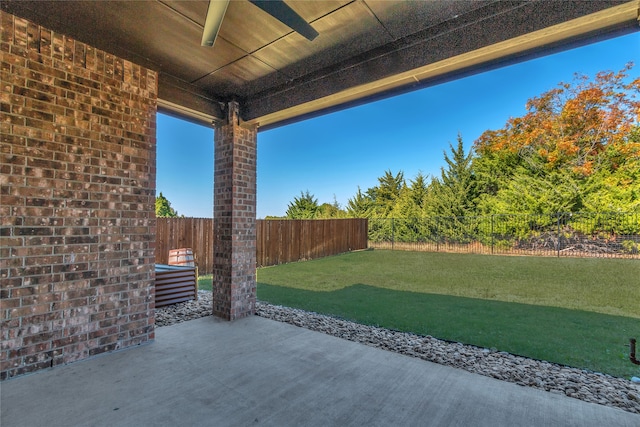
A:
[368,170,405,217]
[389,185,426,241]
[482,167,584,214]
[155,192,179,217]
[473,63,640,214]
[346,186,374,217]
[409,172,429,211]
[582,124,640,212]
[420,135,478,242]
[426,134,477,218]
[317,195,346,218]
[286,191,320,219]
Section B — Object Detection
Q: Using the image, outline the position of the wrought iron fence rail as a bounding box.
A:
[368,212,640,259]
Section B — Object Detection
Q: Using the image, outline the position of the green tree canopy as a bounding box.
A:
[155,192,180,217]
[474,64,640,214]
[368,170,405,217]
[286,191,320,219]
[346,186,374,218]
[426,134,477,218]
[317,195,346,218]
[409,172,429,211]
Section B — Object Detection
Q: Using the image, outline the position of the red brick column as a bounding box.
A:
[213,102,257,320]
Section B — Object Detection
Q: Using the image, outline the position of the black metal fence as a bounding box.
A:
[369,212,640,258]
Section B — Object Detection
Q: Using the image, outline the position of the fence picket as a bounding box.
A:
[156,218,369,274]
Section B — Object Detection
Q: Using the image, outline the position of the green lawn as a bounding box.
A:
[199,250,640,378]
[198,275,213,292]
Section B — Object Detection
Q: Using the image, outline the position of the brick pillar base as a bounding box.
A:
[213,102,257,320]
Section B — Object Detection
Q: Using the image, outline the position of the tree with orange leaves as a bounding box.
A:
[473,63,639,214]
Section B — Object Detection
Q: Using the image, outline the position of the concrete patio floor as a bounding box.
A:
[2,315,639,427]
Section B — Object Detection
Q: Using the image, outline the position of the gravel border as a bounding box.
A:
[156,290,640,415]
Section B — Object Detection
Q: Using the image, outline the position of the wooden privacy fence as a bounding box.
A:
[257,219,368,267]
[156,218,369,274]
[156,218,215,273]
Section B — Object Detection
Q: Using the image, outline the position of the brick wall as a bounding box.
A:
[0,10,158,379]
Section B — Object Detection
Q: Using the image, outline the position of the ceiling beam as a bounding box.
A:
[157,74,225,126]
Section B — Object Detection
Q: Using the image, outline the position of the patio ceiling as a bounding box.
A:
[3,1,638,129]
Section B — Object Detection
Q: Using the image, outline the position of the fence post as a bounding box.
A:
[391,218,395,251]
[436,217,440,252]
[556,213,561,258]
[491,215,495,255]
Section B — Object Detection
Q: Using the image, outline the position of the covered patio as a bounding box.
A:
[1,0,639,415]
[2,315,639,426]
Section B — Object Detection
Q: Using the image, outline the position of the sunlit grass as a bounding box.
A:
[255,250,640,378]
[257,250,640,318]
[198,274,213,291]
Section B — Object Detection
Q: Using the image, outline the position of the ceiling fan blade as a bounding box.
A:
[249,0,319,41]
[201,0,230,47]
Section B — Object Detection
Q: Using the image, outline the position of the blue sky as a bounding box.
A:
[157,31,639,219]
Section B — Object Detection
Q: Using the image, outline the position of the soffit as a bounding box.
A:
[2,1,638,129]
